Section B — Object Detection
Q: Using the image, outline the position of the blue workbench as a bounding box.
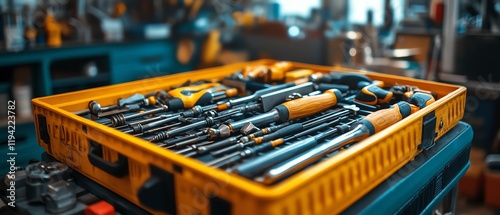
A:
[343,121,473,215]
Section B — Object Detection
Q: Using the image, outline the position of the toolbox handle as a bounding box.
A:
[88,139,129,178]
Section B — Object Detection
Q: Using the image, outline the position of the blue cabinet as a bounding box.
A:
[0,39,194,173]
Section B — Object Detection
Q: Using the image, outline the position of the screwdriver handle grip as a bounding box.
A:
[275,89,342,122]
[316,83,349,93]
[356,101,412,135]
[407,92,435,109]
[354,82,393,105]
[318,72,372,89]
[167,83,220,108]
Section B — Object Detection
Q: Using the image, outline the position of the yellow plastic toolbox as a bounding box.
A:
[32,60,466,215]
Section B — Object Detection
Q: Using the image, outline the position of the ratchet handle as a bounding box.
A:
[275,89,342,122]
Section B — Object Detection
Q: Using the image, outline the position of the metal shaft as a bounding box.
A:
[124,114,179,134]
[110,105,168,126]
[211,110,280,139]
[256,123,369,184]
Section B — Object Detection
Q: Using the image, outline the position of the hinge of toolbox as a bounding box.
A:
[419,111,437,150]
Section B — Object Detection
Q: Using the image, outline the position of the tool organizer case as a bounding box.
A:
[32,60,466,215]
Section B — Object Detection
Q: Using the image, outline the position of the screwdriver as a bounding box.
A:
[108,84,238,126]
[182,135,243,157]
[175,140,215,155]
[210,107,356,157]
[256,93,435,184]
[208,89,343,139]
[132,122,182,137]
[166,83,238,110]
[123,113,180,134]
[208,117,351,168]
[232,123,351,178]
[210,123,304,157]
[354,81,393,105]
[161,131,210,149]
[115,113,171,130]
[183,121,296,157]
[157,131,206,147]
[149,103,261,142]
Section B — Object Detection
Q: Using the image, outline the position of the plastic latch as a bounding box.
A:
[137,165,176,214]
[37,114,50,144]
[420,111,437,150]
[210,196,232,215]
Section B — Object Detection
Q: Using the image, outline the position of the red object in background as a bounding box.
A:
[485,169,500,208]
[85,201,115,215]
[458,148,485,200]
[430,0,444,24]
[434,3,444,24]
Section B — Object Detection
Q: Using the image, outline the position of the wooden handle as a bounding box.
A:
[279,89,342,121]
[362,101,412,134]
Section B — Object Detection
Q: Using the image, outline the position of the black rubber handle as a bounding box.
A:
[407,92,436,109]
[194,92,214,106]
[317,83,349,93]
[327,72,372,89]
[355,85,393,105]
[88,139,129,178]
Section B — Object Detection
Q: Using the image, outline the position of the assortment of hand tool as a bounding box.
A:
[74,62,437,185]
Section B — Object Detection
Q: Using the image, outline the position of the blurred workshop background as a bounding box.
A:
[0,0,499,213]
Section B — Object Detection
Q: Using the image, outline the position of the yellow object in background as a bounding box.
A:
[285,69,313,82]
[200,30,221,67]
[112,2,127,18]
[177,38,195,64]
[24,28,37,41]
[45,13,62,47]
[233,11,266,28]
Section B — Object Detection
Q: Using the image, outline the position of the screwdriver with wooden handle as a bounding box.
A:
[255,93,435,184]
[208,89,343,139]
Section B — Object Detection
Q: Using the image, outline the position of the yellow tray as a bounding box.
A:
[32,60,466,215]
